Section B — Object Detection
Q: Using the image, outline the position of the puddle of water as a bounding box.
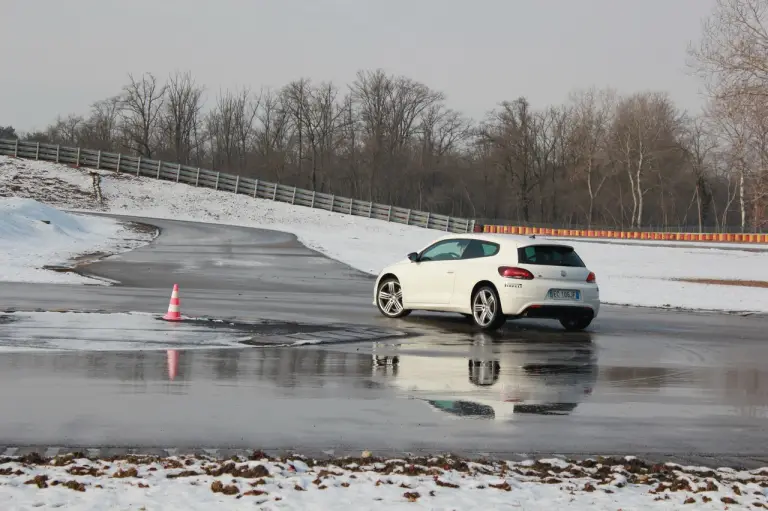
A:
[0,311,402,352]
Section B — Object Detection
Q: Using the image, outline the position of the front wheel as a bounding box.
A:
[559,316,593,331]
[376,278,411,318]
[471,286,506,331]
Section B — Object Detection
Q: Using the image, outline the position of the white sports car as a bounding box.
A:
[373,233,600,331]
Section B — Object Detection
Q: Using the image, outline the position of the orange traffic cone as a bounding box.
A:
[163,284,181,321]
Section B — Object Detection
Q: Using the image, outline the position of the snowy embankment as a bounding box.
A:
[2,155,767,312]
[0,452,766,510]
[0,196,154,284]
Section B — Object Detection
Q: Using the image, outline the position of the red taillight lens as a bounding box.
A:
[586,272,596,283]
[498,267,534,280]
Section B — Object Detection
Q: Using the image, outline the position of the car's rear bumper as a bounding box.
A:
[499,286,600,318]
[514,304,598,320]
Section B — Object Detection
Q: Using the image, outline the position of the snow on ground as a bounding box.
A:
[0,196,155,285]
[2,155,768,313]
[0,452,765,510]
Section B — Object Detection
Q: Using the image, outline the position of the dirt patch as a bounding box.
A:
[123,221,159,237]
[0,160,105,211]
[675,278,768,289]
[0,314,21,326]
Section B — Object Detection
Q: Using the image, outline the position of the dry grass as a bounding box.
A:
[675,278,768,288]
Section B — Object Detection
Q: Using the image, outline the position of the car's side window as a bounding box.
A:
[420,239,469,261]
[481,241,500,256]
[461,240,500,260]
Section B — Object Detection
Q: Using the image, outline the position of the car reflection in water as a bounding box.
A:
[373,332,597,420]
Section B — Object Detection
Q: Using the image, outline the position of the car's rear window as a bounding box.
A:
[517,245,585,267]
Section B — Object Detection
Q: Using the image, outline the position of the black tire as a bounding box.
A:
[376,277,411,318]
[559,316,593,331]
[470,285,506,331]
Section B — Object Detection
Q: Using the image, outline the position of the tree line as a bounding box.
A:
[2,0,766,232]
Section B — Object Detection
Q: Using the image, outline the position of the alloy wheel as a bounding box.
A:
[378,280,404,317]
[473,288,497,327]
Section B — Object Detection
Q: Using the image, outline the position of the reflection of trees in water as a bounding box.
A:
[599,366,675,391]
[719,368,768,419]
[246,348,377,389]
[212,350,239,381]
[0,348,378,386]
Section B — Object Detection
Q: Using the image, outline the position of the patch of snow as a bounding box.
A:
[0,453,765,510]
[0,196,154,284]
[2,156,768,312]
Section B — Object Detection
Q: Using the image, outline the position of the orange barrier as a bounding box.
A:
[480,225,768,244]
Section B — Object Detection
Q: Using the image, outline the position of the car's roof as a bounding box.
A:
[431,232,572,248]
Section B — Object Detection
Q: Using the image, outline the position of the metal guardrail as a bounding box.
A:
[0,139,475,234]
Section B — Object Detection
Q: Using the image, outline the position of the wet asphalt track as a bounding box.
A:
[1,214,767,466]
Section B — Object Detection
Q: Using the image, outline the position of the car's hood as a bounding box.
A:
[381,258,412,272]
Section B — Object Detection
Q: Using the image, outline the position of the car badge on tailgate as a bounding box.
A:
[561,270,567,277]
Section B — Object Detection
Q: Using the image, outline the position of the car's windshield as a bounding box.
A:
[517,244,585,267]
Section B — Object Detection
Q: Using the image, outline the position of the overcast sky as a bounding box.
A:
[1,0,715,133]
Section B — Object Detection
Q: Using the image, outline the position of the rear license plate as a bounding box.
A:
[549,289,580,300]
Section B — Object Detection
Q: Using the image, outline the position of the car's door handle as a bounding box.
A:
[447,271,454,274]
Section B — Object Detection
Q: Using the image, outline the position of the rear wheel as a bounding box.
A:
[376,278,410,318]
[471,285,506,331]
[559,316,593,331]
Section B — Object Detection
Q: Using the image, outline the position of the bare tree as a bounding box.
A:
[253,88,290,182]
[79,96,122,151]
[680,115,718,231]
[478,97,540,222]
[688,0,768,100]
[47,114,85,146]
[120,73,166,158]
[161,71,204,164]
[305,82,346,191]
[0,126,17,139]
[350,69,443,202]
[707,96,753,230]
[611,92,682,228]
[568,87,617,227]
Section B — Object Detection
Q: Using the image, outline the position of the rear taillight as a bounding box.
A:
[586,272,596,283]
[498,267,534,280]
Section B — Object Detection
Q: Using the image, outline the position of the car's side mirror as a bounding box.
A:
[407,252,419,262]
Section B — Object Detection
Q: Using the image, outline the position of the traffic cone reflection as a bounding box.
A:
[167,350,179,380]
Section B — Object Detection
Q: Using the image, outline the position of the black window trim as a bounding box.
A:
[460,239,500,260]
